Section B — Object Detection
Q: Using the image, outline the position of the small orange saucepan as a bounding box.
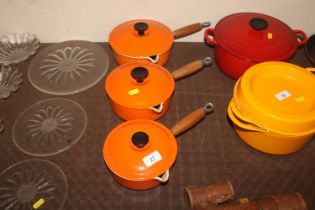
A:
[103,102,214,190]
[105,57,212,120]
[109,19,210,65]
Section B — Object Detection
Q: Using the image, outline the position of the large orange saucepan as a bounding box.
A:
[105,57,212,120]
[228,62,315,154]
[109,19,210,65]
[103,102,214,190]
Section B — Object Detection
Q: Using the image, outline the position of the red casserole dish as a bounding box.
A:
[204,12,307,80]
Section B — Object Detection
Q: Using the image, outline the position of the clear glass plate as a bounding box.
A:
[28,40,109,95]
[12,98,87,156]
[0,33,40,66]
[0,65,23,99]
[0,159,67,210]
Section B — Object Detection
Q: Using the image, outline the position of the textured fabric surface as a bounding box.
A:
[0,43,314,210]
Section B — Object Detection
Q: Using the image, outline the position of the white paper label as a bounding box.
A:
[0,72,2,81]
[275,90,291,101]
[142,150,162,168]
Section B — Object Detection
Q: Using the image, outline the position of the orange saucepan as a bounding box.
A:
[105,57,212,120]
[103,102,214,190]
[109,19,210,65]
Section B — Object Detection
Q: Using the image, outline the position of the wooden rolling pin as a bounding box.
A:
[193,192,307,210]
[185,181,235,209]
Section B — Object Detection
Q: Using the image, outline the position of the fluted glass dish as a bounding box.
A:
[0,33,40,65]
[0,65,23,99]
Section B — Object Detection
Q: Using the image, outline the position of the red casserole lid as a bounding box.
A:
[213,12,306,62]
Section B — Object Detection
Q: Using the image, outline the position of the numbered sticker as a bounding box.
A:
[33,198,45,209]
[142,150,162,167]
[128,88,139,96]
[275,90,291,101]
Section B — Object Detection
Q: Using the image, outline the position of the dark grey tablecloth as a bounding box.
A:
[0,42,314,209]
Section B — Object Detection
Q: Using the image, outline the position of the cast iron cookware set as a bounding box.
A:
[1,11,314,195]
[103,12,315,190]
[105,18,215,190]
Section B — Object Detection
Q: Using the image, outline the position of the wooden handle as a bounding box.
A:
[305,67,315,75]
[195,201,259,210]
[197,192,307,210]
[174,21,211,39]
[255,192,307,210]
[171,57,212,80]
[170,103,213,137]
[185,181,235,209]
[170,108,205,137]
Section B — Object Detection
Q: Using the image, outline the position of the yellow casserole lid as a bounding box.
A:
[234,61,315,135]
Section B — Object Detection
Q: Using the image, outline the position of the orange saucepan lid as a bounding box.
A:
[105,62,175,109]
[103,119,178,181]
[109,19,174,58]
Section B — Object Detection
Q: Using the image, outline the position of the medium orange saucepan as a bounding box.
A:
[103,102,214,190]
[105,57,212,120]
[109,19,210,65]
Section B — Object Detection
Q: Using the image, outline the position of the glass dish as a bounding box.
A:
[0,65,23,99]
[28,40,109,95]
[0,33,40,66]
[0,159,67,210]
[12,98,87,156]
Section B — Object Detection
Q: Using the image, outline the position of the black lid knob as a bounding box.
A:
[131,67,148,83]
[132,132,149,148]
[134,22,149,36]
[250,18,269,30]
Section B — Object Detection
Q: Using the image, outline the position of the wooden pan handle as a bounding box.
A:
[195,202,259,210]
[197,192,307,210]
[173,21,211,39]
[256,192,307,210]
[171,57,212,80]
[170,102,214,137]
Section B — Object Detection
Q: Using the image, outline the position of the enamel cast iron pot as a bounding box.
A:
[103,102,214,190]
[204,12,307,80]
[105,57,212,120]
[109,19,210,65]
[227,62,315,155]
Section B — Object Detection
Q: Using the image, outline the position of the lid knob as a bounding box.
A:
[134,22,149,36]
[132,132,149,148]
[131,67,149,83]
[250,18,269,30]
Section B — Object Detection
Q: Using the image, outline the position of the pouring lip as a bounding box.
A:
[229,98,315,137]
